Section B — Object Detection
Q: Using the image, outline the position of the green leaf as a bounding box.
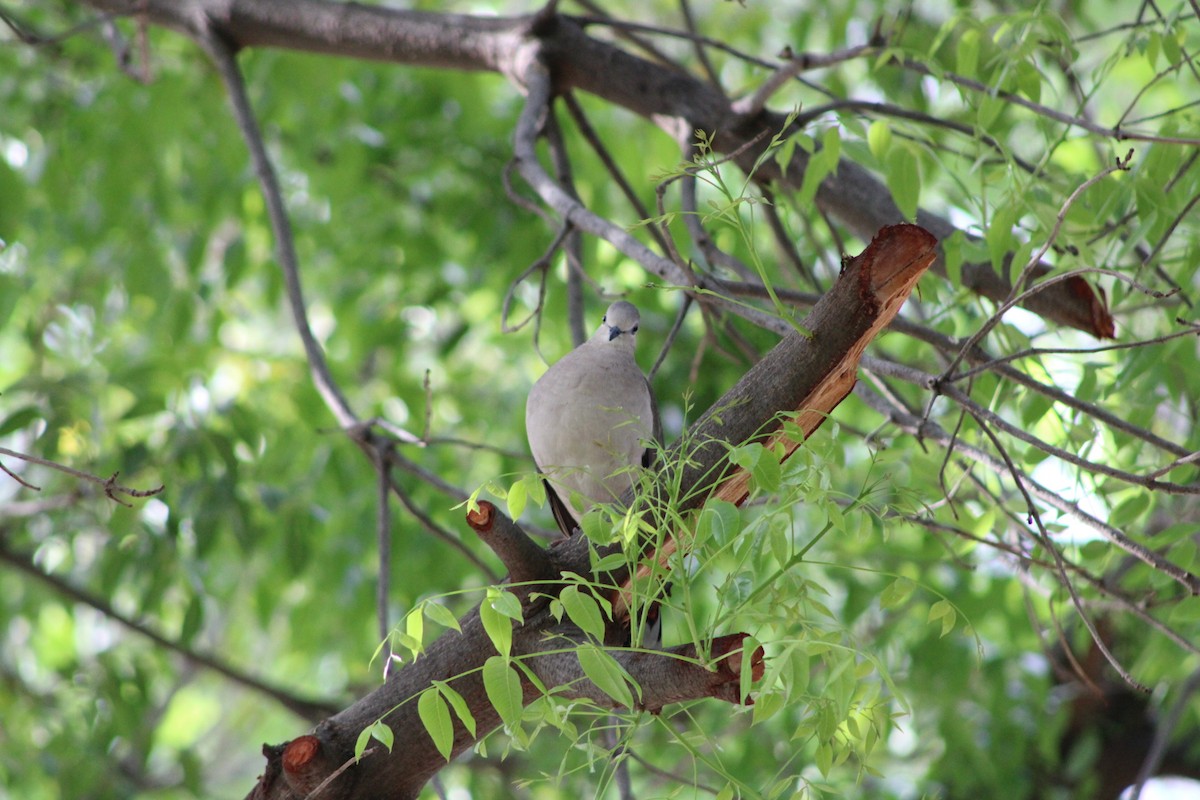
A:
[578,644,636,708]
[885,146,920,220]
[506,476,528,521]
[479,599,512,657]
[559,585,607,642]
[928,599,957,637]
[405,607,424,650]
[1162,29,1182,67]
[423,601,462,634]
[796,128,841,205]
[355,720,394,761]
[751,446,782,493]
[980,91,1007,129]
[488,588,524,622]
[1015,61,1041,103]
[867,120,892,160]
[752,690,785,725]
[0,406,42,436]
[815,740,833,777]
[879,577,915,610]
[956,27,980,76]
[942,229,964,285]
[179,595,204,645]
[694,499,741,548]
[986,204,1017,273]
[418,687,454,760]
[482,655,524,728]
[433,681,476,737]
[1110,493,1151,529]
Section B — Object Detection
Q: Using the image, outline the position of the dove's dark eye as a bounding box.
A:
[632,325,639,333]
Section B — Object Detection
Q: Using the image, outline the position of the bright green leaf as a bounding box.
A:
[433,681,476,737]
[423,601,462,634]
[506,476,527,520]
[418,688,454,760]
[479,600,512,658]
[578,644,636,708]
[559,585,607,642]
[482,655,524,728]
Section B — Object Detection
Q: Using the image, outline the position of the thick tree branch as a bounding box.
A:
[85,0,1112,336]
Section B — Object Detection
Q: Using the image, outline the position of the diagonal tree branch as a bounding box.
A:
[0,539,339,721]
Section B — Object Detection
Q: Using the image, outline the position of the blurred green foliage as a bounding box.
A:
[2,1,1199,798]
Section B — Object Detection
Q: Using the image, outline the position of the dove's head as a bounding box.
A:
[596,301,641,346]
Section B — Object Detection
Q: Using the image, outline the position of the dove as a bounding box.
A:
[525,300,661,537]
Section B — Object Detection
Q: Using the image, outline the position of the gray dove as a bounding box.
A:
[525,300,661,537]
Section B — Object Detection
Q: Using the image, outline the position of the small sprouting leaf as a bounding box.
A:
[578,644,636,708]
[418,688,454,760]
[482,655,524,728]
[506,477,528,520]
[355,720,394,761]
[880,577,915,610]
[928,599,957,637]
[559,585,607,642]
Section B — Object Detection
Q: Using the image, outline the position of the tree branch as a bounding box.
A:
[0,540,338,722]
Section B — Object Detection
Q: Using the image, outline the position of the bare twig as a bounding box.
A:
[544,105,589,346]
[199,28,358,431]
[731,41,877,118]
[946,320,1200,383]
[859,358,1200,594]
[0,446,163,506]
[941,153,1135,381]
[376,444,393,644]
[898,58,1200,146]
[561,92,672,255]
[677,0,720,89]
[0,540,339,721]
